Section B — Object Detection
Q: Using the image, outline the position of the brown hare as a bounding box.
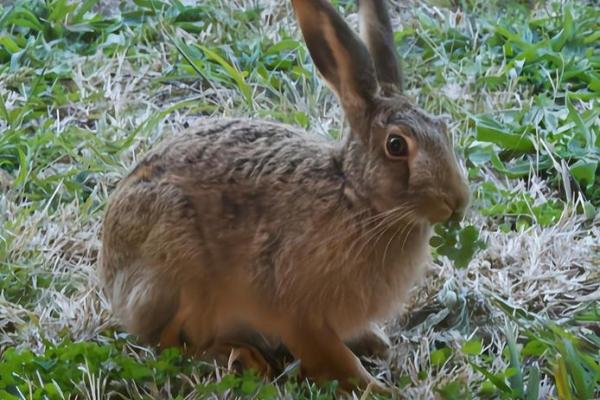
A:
[100,0,470,393]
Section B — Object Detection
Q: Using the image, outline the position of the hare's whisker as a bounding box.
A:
[347,211,404,260]
[381,210,417,269]
[400,217,419,253]
[306,205,410,252]
[350,207,414,265]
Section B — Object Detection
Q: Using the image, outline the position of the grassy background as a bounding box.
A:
[0,0,598,398]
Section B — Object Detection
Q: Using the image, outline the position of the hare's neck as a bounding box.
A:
[334,136,374,211]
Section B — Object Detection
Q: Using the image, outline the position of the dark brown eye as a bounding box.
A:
[385,134,409,159]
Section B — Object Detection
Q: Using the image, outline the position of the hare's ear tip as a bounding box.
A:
[437,114,452,124]
[358,0,403,93]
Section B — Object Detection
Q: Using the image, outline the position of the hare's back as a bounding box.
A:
[132,118,336,186]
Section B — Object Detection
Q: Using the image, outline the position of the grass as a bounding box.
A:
[0,0,598,398]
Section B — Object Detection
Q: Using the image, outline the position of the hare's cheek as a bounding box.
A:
[373,174,409,212]
[386,163,410,196]
[397,163,410,188]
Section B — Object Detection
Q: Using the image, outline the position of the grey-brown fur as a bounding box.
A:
[100,0,469,393]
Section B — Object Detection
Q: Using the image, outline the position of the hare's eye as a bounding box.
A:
[385,134,409,159]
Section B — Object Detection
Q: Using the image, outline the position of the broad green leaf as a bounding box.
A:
[431,347,452,367]
[474,116,534,152]
[462,339,482,355]
[570,159,598,187]
[522,339,547,357]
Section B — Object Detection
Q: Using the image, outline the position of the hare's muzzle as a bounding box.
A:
[419,173,470,225]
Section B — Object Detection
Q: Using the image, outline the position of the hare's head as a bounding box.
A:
[293,0,469,224]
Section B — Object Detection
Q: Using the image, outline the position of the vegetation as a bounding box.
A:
[0,0,598,398]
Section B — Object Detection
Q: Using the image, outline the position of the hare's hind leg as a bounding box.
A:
[157,283,215,354]
[346,324,391,360]
[206,328,287,378]
[223,345,273,377]
[280,323,390,394]
[157,286,276,378]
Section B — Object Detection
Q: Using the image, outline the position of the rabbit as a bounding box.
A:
[99,0,470,394]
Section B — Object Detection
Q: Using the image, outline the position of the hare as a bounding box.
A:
[99,0,470,393]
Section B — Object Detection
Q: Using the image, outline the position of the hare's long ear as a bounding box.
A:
[292,0,377,129]
[357,0,402,94]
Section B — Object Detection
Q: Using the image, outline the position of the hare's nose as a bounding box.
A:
[448,181,470,222]
[449,208,465,223]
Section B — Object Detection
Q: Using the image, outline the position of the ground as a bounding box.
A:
[0,0,598,399]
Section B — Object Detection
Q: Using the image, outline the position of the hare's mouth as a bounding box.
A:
[416,195,454,224]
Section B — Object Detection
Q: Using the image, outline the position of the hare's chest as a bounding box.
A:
[360,226,432,325]
[323,231,430,339]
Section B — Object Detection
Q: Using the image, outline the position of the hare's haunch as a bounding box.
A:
[100,0,469,393]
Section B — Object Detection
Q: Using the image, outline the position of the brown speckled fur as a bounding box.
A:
[100,0,469,393]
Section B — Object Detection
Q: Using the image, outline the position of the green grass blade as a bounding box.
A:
[560,339,592,400]
[505,324,524,397]
[471,363,512,394]
[197,45,253,107]
[72,0,98,24]
[169,35,205,77]
[525,365,540,400]
[0,93,10,124]
[14,146,28,187]
[554,355,573,400]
